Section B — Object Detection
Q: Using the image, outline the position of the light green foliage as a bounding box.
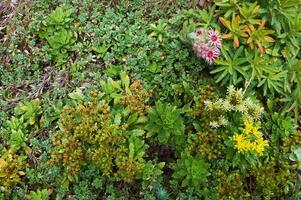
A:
[289,146,301,163]
[45,28,75,64]
[43,7,73,28]
[238,1,262,24]
[15,99,42,126]
[0,99,42,153]
[172,153,210,190]
[92,44,111,59]
[8,127,26,151]
[29,189,50,200]
[99,71,131,102]
[38,7,76,66]
[148,19,169,42]
[5,117,27,151]
[146,102,185,144]
[215,0,241,18]
[2,99,42,151]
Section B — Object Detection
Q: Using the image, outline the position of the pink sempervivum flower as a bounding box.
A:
[204,47,220,65]
[192,40,203,51]
[196,28,205,36]
[197,43,209,59]
[192,28,222,65]
[207,29,221,48]
[193,40,204,52]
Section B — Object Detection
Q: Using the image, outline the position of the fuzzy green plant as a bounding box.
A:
[155,186,169,200]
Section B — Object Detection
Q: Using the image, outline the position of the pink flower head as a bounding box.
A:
[204,46,220,65]
[193,40,204,52]
[196,43,209,59]
[192,28,222,65]
[207,29,221,48]
[196,28,205,36]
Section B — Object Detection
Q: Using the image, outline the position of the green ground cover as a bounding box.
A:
[0,0,300,199]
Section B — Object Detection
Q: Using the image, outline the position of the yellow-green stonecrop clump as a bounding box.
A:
[0,149,27,189]
[233,119,269,155]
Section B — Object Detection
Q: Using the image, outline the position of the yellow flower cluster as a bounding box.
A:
[233,120,268,155]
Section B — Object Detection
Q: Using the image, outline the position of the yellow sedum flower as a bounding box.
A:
[243,120,253,135]
[233,119,268,155]
[254,138,269,155]
[233,134,245,152]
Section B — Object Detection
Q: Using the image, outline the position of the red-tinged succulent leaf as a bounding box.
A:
[265,36,275,43]
[242,32,248,37]
[234,36,240,48]
[219,17,231,30]
[249,42,254,49]
[221,33,232,39]
[0,158,6,169]
[247,37,252,44]
[259,19,266,29]
[258,44,265,53]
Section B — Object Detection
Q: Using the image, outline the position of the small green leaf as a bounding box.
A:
[114,113,122,125]
[120,71,130,92]
[68,89,85,102]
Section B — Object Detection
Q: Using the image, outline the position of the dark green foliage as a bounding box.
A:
[146,102,185,144]
[265,112,296,144]
[155,186,169,200]
[172,153,210,190]
[211,45,249,85]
